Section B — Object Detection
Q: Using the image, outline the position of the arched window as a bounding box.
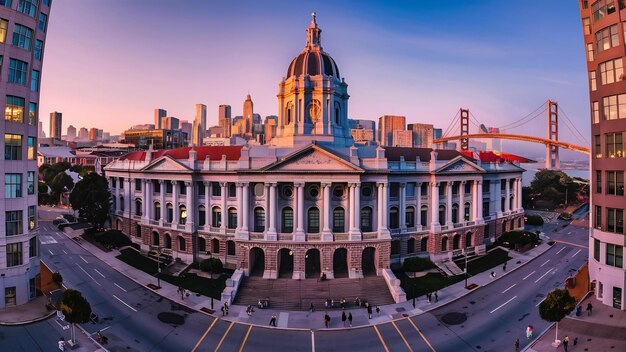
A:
[164,233,171,249]
[465,232,473,248]
[501,221,507,235]
[420,205,428,226]
[407,238,415,253]
[198,237,206,252]
[452,204,459,224]
[420,237,428,252]
[453,234,461,250]
[334,103,340,125]
[286,102,293,125]
[179,205,187,225]
[227,240,236,256]
[254,207,265,232]
[119,196,125,212]
[135,224,141,238]
[154,202,161,221]
[198,205,206,226]
[360,207,372,232]
[391,240,401,255]
[406,206,415,228]
[211,238,220,253]
[308,207,320,233]
[441,237,448,251]
[510,197,514,211]
[178,236,186,252]
[501,198,505,213]
[282,207,293,233]
[389,207,399,229]
[333,207,345,233]
[152,231,160,246]
[212,207,221,227]
[439,205,446,225]
[166,203,173,223]
[228,207,237,229]
[464,202,471,221]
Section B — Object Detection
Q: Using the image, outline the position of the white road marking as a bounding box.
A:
[534,269,553,283]
[523,271,536,280]
[94,269,106,278]
[540,259,550,267]
[311,330,315,352]
[77,264,102,286]
[502,284,516,293]
[567,232,571,235]
[536,297,546,307]
[62,249,67,254]
[571,249,582,258]
[79,255,88,264]
[48,249,54,255]
[556,247,566,255]
[490,296,517,314]
[114,283,128,292]
[113,294,137,312]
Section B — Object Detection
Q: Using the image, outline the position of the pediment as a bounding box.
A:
[264,145,361,172]
[436,156,484,174]
[141,156,191,172]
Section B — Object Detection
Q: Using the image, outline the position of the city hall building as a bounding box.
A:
[105,14,525,280]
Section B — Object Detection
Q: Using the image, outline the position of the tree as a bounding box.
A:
[60,289,92,345]
[199,258,223,278]
[538,288,576,343]
[70,172,111,228]
[530,169,572,206]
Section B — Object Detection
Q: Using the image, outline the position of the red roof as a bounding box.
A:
[384,147,463,162]
[460,151,535,163]
[120,146,243,161]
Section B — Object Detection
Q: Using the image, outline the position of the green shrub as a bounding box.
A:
[199,258,223,275]
[93,230,132,248]
[526,215,544,226]
[496,231,540,249]
[402,257,436,272]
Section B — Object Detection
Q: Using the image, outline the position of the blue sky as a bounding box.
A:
[40,0,588,160]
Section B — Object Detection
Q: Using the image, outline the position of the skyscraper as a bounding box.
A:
[408,123,434,148]
[154,108,167,129]
[378,115,406,147]
[219,104,232,137]
[243,94,254,137]
[49,111,62,139]
[192,104,207,146]
[66,125,77,141]
[580,0,625,310]
[1,0,52,308]
[78,127,89,141]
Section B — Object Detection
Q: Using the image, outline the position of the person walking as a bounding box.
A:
[341,310,347,327]
[221,305,226,316]
[269,315,277,327]
[514,338,520,352]
[310,302,315,313]
[427,293,431,303]
[434,292,438,302]
[376,306,380,316]
[526,325,533,339]
[586,302,593,316]
[324,313,331,328]
[348,312,353,327]
[58,337,65,351]
[563,335,569,352]
[502,262,507,272]
[367,304,373,319]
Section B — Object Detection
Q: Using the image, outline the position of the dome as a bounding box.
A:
[286,50,340,79]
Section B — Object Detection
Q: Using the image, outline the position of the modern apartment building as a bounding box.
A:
[1,0,52,308]
[378,115,406,147]
[580,0,625,310]
[49,111,61,139]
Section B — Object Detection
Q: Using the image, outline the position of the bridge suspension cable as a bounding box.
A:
[442,109,460,138]
[558,106,590,145]
[496,101,548,130]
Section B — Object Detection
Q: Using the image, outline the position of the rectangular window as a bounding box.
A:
[6,242,23,267]
[38,12,47,32]
[593,0,616,21]
[595,135,602,158]
[4,287,16,306]
[309,210,320,233]
[406,182,415,197]
[179,182,186,195]
[8,58,28,85]
[592,101,600,123]
[606,132,624,158]
[596,170,602,193]
[0,1,11,9]
[29,277,36,298]
[135,179,141,191]
[606,244,624,268]
[607,208,624,233]
[165,181,172,194]
[4,173,22,198]
[27,171,34,194]
[590,71,597,91]
[483,180,490,194]
[583,17,591,35]
[595,205,602,229]
[42,0,50,6]
[5,210,23,236]
[596,24,619,52]
[602,94,626,120]
[17,0,37,17]
[0,18,7,43]
[28,205,35,230]
[594,238,600,261]
[30,69,39,91]
[197,181,205,195]
[5,95,25,122]
[600,58,623,85]
[28,102,36,125]
[4,133,22,160]
[212,183,221,196]
[118,177,124,188]
[34,39,42,60]
[606,171,625,195]
[27,136,35,159]
[587,43,595,61]
[12,24,33,50]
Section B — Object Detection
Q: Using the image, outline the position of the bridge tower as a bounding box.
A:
[460,108,470,151]
[546,100,560,169]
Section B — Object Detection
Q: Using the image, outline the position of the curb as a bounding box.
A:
[0,310,56,326]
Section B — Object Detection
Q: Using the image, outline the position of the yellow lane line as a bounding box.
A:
[391,321,413,352]
[191,318,218,352]
[372,325,390,352]
[238,325,253,352]
[214,321,234,352]
[407,318,437,352]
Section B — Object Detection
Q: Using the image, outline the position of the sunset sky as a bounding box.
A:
[40,0,588,160]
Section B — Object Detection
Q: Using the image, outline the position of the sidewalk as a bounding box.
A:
[0,296,54,325]
[74,230,553,330]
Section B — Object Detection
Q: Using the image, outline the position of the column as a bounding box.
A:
[378,182,390,239]
[430,182,440,230]
[504,178,511,213]
[399,183,407,231]
[242,183,250,232]
[143,180,152,221]
[446,182,453,226]
[185,181,194,229]
[348,184,355,233]
[264,183,271,232]
[351,182,362,240]
[124,178,131,217]
[321,182,333,241]
[172,181,179,225]
[517,177,523,210]
[159,180,165,225]
[476,181,483,221]
[267,183,277,240]
[114,178,120,213]
[494,180,502,216]
[204,182,210,228]
[416,182,422,229]
[382,183,388,229]
[459,181,465,223]
[235,183,243,230]
[295,182,305,241]
[220,182,227,231]
[472,181,478,222]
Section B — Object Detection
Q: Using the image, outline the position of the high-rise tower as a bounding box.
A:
[49,111,62,139]
[1,0,52,308]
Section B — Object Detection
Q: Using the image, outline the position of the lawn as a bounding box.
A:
[455,248,511,276]
[158,272,228,299]
[116,248,167,275]
[395,271,464,299]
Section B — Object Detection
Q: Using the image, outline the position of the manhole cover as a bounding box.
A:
[157,312,185,325]
[441,312,467,325]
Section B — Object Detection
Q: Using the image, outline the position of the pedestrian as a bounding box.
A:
[573,337,578,346]
[224,302,229,315]
[58,337,65,351]
[526,325,533,339]
[576,305,582,316]
[563,335,569,352]
[427,293,431,303]
[367,304,373,319]
[490,271,496,278]
[514,338,520,352]
[355,297,361,307]
[348,312,353,327]
[503,262,507,272]
[221,305,226,316]
[434,292,438,302]
[324,313,331,328]
[341,310,347,327]
[269,315,277,327]
[310,302,315,313]
[586,302,593,316]
[376,306,380,315]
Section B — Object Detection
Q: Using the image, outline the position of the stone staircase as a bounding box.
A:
[436,260,464,276]
[234,276,395,311]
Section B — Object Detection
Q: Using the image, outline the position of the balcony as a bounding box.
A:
[307,233,321,241]
[149,219,159,226]
[176,224,186,230]
[278,233,293,241]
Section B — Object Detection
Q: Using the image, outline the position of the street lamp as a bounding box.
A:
[464,249,469,288]
[156,247,162,288]
[412,283,416,308]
